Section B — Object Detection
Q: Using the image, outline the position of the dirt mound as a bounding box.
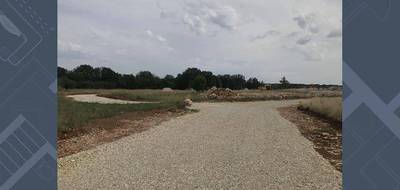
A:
[206,87,238,99]
[162,88,174,92]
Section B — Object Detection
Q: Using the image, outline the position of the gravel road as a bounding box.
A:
[66,94,157,104]
[58,100,342,189]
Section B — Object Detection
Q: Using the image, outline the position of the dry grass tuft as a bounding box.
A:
[298,97,342,122]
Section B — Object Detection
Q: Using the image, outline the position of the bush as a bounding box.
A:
[298,97,342,122]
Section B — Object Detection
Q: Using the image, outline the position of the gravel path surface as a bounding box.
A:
[58,100,342,189]
[66,94,157,104]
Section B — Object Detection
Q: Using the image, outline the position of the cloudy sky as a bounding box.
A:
[58,0,341,84]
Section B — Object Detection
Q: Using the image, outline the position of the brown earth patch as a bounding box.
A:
[58,108,190,158]
[277,106,342,172]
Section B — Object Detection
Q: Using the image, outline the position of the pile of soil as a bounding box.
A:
[162,88,174,92]
[206,87,238,99]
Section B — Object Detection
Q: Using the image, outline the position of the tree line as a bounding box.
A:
[58,65,340,91]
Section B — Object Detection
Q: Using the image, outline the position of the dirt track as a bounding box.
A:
[58,100,342,189]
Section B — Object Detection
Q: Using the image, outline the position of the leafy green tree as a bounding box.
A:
[135,71,161,89]
[191,75,207,91]
[162,75,176,89]
[119,74,136,89]
[70,65,96,82]
[230,74,246,90]
[58,67,68,78]
[246,77,261,89]
[176,68,202,89]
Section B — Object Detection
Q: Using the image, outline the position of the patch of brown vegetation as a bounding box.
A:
[58,108,189,158]
[278,106,342,172]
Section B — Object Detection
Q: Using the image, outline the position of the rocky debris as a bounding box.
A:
[162,88,174,92]
[206,87,238,99]
[184,98,193,107]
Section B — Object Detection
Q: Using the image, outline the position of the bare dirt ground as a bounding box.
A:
[58,109,188,158]
[58,101,342,190]
[66,94,158,104]
[278,106,342,172]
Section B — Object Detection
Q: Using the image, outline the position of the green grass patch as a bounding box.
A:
[59,97,183,133]
[58,89,206,133]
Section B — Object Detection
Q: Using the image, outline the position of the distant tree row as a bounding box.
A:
[58,65,262,91]
[58,65,341,91]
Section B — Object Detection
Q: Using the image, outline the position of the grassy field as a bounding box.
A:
[59,88,341,134]
[58,89,202,134]
[234,88,341,101]
[298,97,342,122]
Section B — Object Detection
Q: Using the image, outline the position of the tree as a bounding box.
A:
[279,76,290,88]
[119,74,136,89]
[58,67,68,78]
[191,75,207,91]
[246,77,261,89]
[230,74,246,90]
[135,71,161,89]
[218,74,231,89]
[57,65,265,90]
[58,76,76,89]
[162,75,176,89]
[176,68,202,89]
[70,65,96,82]
[201,71,217,88]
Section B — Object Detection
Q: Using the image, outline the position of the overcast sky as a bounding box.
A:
[58,0,341,84]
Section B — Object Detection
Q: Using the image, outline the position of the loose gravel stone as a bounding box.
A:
[58,100,342,190]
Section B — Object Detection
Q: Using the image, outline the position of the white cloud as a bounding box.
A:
[156,35,167,42]
[182,14,208,35]
[58,40,87,59]
[146,29,168,43]
[206,4,239,30]
[146,30,154,37]
[178,1,240,35]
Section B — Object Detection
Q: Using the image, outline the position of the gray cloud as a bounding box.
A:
[327,29,342,38]
[293,16,307,29]
[179,1,240,35]
[59,0,342,84]
[296,36,312,45]
[293,13,320,34]
[252,30,280,41]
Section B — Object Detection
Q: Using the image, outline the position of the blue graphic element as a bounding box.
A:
[0,116,56,189]
[344,0,400,189]
[0,0,56,189]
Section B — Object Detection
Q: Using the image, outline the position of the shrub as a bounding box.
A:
[298,97,342,122]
